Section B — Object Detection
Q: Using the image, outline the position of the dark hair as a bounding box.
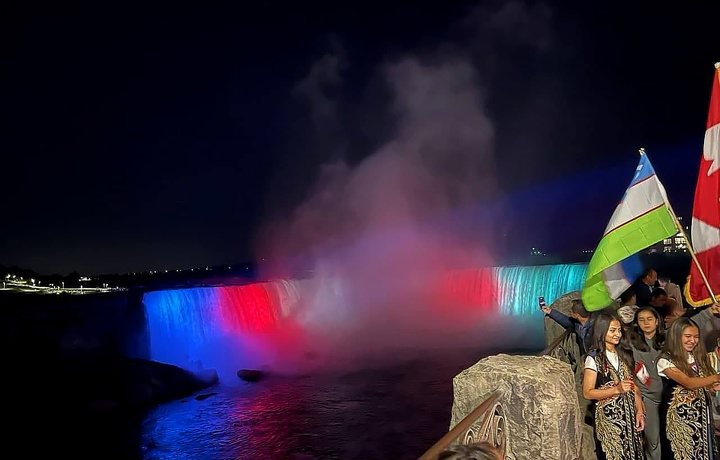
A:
[620,288,636,305]
[641,267,656,280]
[629,307,665,352]
[587,313,634,371]
[436,443,502,460]
[661,317,715,378]
[571,300,590,318]
[651,288,667,299]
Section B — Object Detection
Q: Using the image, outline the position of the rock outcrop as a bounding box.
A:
[450,354,582,460]
[63,355,219,410]
[543,290,582,347]
[237,369,264,382]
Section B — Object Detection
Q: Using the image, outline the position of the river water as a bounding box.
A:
[36,345,536,459]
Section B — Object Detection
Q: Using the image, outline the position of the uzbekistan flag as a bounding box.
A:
[582,153,677,311]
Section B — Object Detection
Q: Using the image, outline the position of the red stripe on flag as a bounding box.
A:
[688,67,720,307]
[709,69,720,129]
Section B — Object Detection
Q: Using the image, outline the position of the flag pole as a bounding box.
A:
[639,148,719,304]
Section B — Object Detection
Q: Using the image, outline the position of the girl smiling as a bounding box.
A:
[583,313,644,460]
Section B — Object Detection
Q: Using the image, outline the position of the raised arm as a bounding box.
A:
[544,308,573,329]
[662,367,720,390]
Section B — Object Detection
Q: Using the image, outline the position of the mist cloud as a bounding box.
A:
[256,0,556,363]
[292,36,347,131]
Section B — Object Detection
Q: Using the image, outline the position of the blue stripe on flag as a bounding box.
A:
[620,254,644,286]
[630,154,656,186]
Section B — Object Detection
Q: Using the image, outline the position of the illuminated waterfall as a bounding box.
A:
[143,264,588,371]
[143,281,307,372]
[440,263,587,315]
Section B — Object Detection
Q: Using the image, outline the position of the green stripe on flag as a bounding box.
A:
[582,205,676,311]
[582,271,616,311]
[590,206,676,275]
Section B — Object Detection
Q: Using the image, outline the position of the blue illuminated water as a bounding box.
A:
[143,264,587,376]
[494,263,587,315]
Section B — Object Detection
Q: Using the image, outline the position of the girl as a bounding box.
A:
[657,317,720,459]
[582,313,645,460]
[628,307,665,460]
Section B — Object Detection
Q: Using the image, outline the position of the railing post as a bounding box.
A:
[418,390,505,460]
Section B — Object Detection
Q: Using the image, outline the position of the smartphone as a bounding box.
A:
[538,296,546,309]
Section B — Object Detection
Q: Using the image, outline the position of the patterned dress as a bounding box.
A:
[658,355,716,460]
[586,350,644,460]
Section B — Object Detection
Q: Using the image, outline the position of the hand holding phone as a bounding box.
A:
[539,296,550,314]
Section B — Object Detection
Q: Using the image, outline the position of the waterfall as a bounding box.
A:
[440,263,587,315]
[495,263,587,315]
[143,263,588,373]
[143,281,307,374]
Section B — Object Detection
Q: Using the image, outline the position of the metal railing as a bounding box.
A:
[542,328,583,377]
[418,389,506,460]
[540,328,573,356]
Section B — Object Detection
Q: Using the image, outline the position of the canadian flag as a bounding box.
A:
[687,63,720,307]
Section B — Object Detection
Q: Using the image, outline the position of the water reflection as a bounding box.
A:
[139,347,519,460]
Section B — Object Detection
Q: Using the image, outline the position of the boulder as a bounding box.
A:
[580,423,597,460]
[543,290,582,347]
[237,369,264,382]
[59,355,219,411]
[450,354,582,460]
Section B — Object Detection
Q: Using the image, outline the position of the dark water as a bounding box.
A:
[25,346,533,460]
[141,348,498,460]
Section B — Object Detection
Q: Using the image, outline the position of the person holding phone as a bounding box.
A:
[541,297,594,354]
[582,313,645,460]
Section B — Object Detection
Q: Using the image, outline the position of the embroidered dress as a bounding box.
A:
[657,355,716,460]
[585,350,644,460]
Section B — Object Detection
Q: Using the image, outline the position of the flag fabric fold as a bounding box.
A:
[582,154,677,311]
[686,64,720,307]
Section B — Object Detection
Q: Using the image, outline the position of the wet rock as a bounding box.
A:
[195,392,217,401]
[237,369,264,382]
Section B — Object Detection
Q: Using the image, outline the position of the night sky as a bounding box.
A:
[2,1,719,275]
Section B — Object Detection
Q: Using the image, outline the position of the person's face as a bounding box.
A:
[645,270,658,285]
[650,295,667,307]
[605,319,622,346]
[637,310,658,335]
[681,326,699,352]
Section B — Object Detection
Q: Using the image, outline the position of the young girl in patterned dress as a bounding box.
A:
[582,313,645,460]
[657,317,720,460]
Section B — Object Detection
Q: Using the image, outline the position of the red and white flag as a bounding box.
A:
[686,63,720,307]
[635,361,651,387]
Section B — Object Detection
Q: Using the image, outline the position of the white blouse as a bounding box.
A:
[585,350,620,372]
[657,354,696,378]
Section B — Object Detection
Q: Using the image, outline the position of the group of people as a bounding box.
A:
[543,268,720,460]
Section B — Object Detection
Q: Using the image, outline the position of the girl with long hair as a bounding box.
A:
[582,313,645,460]
[627,307,665,460]
[657,317,720,459]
